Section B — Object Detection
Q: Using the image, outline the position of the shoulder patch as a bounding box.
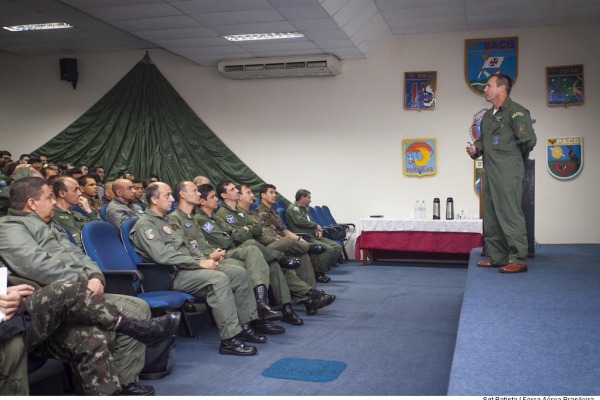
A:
[162,225,173,235]
[293,206,299,212]
[518,123,526,134]
[144,229,155,240]
[511,111,525,119]
[202,222,214,232]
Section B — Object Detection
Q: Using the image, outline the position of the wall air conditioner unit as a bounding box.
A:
[218,54,341,79]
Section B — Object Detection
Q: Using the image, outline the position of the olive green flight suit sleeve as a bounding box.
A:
[286,204,318,231]
[130,219,199,268]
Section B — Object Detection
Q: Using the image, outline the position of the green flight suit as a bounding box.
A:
[285,202,342,272]
[105,198,143,232]
[472,96,537,265]
[0,337,27,395]
[130,210,257,340]
[255,204,317,292]
[191,208,292,304]
[0,210,149,387]
[52,205,98,246]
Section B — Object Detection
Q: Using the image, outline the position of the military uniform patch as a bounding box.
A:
[238,212,245,218]
[518,123,526,134]
[511,111,524,119]
[203,222,214,232]
[226,215,235,223]
[184,222,192,228]
[189,240,198,249]
[493,136,501,145]
[162,225,173,235]
[137,209,145,214]
[170,223,180,231]
[167,243,175,251]
[144,229,155,240]
[293,206,299,212]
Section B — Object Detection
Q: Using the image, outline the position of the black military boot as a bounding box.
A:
[219,337,257,356]
[315,271,331,283]
[316,289,336,306]
[301,290,328,315]
[307,244,326,254]
[251,319,285,335]
[116,312,181,346]
[281,303,303,325]
[118,382,156,395]
[278,256,301,269]
[254,284,282,320]
[238,323,267,343]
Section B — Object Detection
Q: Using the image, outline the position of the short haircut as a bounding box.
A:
[10,177,47,210]
[145,182,160,204]
[19,154,31,160]
[295,189,311,201]
[132,178,143,185]
[216,181,233,200]
[237,183,251,193]
[173,181,188,201]
[29,157,41,164]
[258,183,276,197]
[77,175,93,187]
[53,176,72,197]
[92,165,104,173]
[87,172,101,183]
[0,150,11,158]
[198,183,215,200]
[494,73,512,95]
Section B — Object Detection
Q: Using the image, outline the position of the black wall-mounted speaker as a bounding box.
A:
[59,58,78,89]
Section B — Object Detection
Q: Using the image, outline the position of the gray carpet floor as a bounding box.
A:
[144,261,467,396]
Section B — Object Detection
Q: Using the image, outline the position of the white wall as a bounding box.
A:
[1,24,599,252]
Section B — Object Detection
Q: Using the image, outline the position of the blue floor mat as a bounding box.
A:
[261,357,347,382]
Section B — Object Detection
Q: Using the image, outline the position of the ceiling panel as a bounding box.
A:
[0,0,598,67]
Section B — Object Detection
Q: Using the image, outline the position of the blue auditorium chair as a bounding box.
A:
[99,203,108,221]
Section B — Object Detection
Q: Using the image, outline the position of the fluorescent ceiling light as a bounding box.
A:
[3,22,73,32]
[224,32,304,42]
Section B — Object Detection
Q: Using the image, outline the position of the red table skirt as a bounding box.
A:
[355,231,483,260]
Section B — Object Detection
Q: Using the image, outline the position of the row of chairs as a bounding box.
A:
[80,219,202,338]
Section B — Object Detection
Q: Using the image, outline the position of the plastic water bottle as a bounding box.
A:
[413,201,419,219]
[421,200,427,219]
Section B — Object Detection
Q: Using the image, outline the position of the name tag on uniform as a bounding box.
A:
[238,212,245,218]
[226,215,235,223]
[203,222,214,232]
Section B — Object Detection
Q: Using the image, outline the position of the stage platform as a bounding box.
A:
[448,244,600,395]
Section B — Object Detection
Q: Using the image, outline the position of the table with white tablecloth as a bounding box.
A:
[355,218,483,265]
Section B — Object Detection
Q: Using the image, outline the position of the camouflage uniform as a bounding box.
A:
[285,202,342,273]
[0,279,134,395]
[105,198,144,231]
[255,204,317,293]
[171,208,291,305]
[0,210,150,388]
[130,209,257,340]
[52,205,98,246]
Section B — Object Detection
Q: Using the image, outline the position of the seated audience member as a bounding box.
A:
[132,178,147,212]
[78,175,103,212]
[250,184,335,308]
[65,168,83,179]
[92,165,105,182]
[28,157,43,171]
[58,162,74,176]
[117,170,135,181]
[105,178,144,231]
[0,150,12,163]
[171,181,298,326]
[38,155,48,167]
[130,182,265,355]
[18,154,30,164]
[0,276,180,396]
[102,180,115,204]
[0,177,156,395]
[77,164,89,176]
[87,171,104,199]
[53,176,98,245]
[40,164,59,180]
[286,189,342,282]
[193,175,210,186]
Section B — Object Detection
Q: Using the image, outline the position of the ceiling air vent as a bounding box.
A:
[218,54,341,79]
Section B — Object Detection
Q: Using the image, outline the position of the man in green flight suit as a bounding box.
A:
[0,177,156,395]
[466,73,536,273]
[286,189,342,282]
[171,181,301,326]
[130,182,268,355]
[52,176,98,246]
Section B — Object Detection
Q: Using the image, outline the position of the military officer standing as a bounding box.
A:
[466,74,536,273]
